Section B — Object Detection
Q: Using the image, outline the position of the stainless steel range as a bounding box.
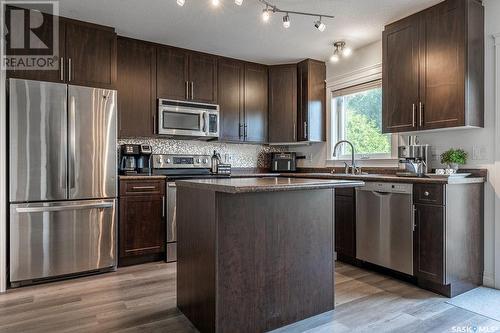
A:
[152,154,228,262]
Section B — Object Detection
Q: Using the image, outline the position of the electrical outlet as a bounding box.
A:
[307,153,313,162]
[472,146,487,160]
[224,153,232,164]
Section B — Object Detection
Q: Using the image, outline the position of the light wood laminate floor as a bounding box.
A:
[0,262,498,333]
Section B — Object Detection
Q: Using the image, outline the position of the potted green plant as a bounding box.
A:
[440,148,468,171]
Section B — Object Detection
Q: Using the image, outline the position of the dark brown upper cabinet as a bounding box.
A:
[244,63,268,143]
[297,59,326,142]
[269,64,298,143]
[5,8,117,89]
[218,58,245,142]
[189,52,218,103]
[218,59,268,143]
[382,0,484,133]
[157,46,217,104]
[156,46,189,101]
[382,14,420,133]
[65,20,117,89]
[117,37,156,138]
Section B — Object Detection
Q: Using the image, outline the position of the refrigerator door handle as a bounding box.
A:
[16,202,114,213]
[69,95,77,190]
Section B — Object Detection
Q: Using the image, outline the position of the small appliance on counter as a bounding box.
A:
[120,144,153,175]
[211,150,221,174]
[271,152,297,172]
[397,136,430,177]
[216,164,231,175]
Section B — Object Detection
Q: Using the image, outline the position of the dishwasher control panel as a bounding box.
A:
[357,182,413,194]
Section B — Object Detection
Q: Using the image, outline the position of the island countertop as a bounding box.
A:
[175,177,365,193]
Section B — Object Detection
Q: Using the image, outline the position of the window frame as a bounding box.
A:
[328,79,398,162]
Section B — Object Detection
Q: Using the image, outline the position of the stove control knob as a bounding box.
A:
[197,158,201,164]
[166,158,171,164]
[203,158,208,164]
[158,157,163,164]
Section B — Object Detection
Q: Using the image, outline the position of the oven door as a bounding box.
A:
[158,107,205,137]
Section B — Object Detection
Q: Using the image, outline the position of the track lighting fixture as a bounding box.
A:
[282,13,290,28]
[330,41,352,63]
[174,0,335,37]
[314,17,326,32]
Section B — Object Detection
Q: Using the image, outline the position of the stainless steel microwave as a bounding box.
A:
[157,99,219,140]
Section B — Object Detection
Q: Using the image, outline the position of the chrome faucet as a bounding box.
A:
[332,140,359,175]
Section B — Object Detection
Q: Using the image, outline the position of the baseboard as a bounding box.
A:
[483,274,495,287]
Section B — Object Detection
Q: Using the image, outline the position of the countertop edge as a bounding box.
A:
[176,178,366,194]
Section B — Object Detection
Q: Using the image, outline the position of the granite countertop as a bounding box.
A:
[118,172,485,185]
[175,177,365,194]
[282,173,485,185]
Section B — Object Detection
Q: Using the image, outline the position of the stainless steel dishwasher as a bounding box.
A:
[355,182,414,275]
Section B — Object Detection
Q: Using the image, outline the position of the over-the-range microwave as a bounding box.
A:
[157,99,219,140]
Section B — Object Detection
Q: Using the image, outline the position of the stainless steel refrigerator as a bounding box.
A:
[8,78,117,287]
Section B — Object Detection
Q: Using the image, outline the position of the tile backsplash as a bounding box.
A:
[118,138,284,168]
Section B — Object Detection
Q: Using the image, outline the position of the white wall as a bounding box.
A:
[292,0,500,287]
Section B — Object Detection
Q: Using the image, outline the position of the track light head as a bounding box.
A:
[315,17,326,32]
[283,13,290,28]
[176,0,185,6]
[235,0,243,5]
[262,8,270,22]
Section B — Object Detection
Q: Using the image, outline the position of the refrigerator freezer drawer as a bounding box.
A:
[9,199,117,283]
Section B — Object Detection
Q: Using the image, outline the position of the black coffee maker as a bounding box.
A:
[120,144,153,175]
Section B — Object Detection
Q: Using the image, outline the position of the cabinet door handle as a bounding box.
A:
[412,103,416,128]
[423,191,430,197]
[68,58,72,82]
[153,113,157,134]
[162,195,165,218]
[238,123,243,138]
[419,102,424,127]
[185,81,189,99]
[304,121,308,139]
[413,206,417,231]
[190,82,194,100]
[131,186,156,190]
[60,57,64,81]
[244,124,247,139]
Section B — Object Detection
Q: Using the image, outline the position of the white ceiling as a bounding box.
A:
[57,0,441,65]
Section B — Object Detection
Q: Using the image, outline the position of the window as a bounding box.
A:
[331,80,394,160]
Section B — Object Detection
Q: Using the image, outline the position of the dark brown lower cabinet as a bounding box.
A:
[335,188,356,261]
[414,203,445,284]
[413,183,483,297]
[119,179,165,266]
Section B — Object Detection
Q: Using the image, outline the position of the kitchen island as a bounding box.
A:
[176,177,364,333]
